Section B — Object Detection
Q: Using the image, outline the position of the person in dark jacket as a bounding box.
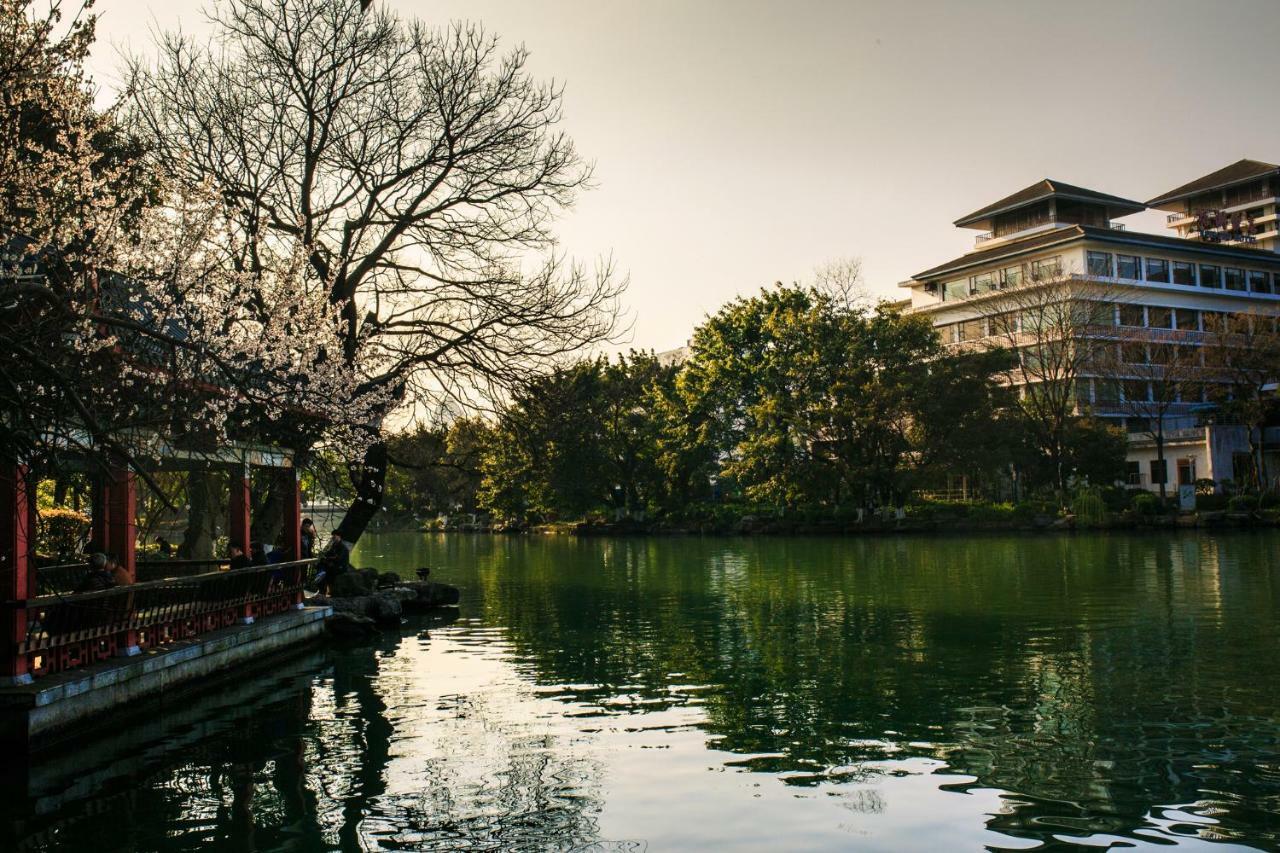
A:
[311,533,350,594]
[228,543,252,571]
[300,519,317,559]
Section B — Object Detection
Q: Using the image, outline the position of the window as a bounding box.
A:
[1181,382,1205,403]
[1116,255,1141,280]
[988,312,1017,336]
[1224,267,1246,291]
[1174,308,1199,331]
[1172,261,1195,286]
[971,272,998,294]
[1126,460,1142,485]
[1177,458,1197,486]
[1128,416,1151,433]
[1199,264,1221,288]
[1119,304,1145,327]
[1249,270,1272,294]
[1150,458,1168,485]
[1093,302,1118,325]
[1087,251,1114,277]
[944,280,968,301]
[1147,306,1173,329]
[1002,266,1023,287]
[1122,343,1148,364]
[1096,380,1121,405]
[1031,256,1061,280]
[958,318,984,341]
[1201,311,1225,333]
[1145,258,1170,283]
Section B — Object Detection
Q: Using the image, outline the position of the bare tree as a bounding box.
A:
[1202,309,1280,493]
[1095,318,1205,500]
[812,257,866,311]
[124,0,625,541]
[983,261,1129,494]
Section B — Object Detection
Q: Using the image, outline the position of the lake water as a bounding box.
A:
[6,532,1280,851]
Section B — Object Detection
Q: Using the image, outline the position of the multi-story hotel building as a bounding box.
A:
[902,160,1280,493]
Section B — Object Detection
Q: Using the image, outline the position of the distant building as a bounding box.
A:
[901,161,1280,493]
[656,344,691,367]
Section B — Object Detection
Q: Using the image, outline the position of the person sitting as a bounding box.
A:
[107,553,132,586]
[228,543,253,571]
[76,552,116,592]
[157,537,173,558]
[249,541,270,566]
[310,533,350,594]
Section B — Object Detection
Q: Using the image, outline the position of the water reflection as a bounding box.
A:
[4,532,1280,850]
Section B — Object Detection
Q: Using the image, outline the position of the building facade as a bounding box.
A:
[902,162,1280,493]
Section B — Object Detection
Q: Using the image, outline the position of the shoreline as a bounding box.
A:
[367,511,1280,538]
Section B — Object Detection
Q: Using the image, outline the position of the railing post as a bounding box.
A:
[1,465,33,685]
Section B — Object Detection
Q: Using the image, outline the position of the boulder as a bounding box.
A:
[401,581,461,609]
[331,571,372,598]
[326,611,379,639]
[367,592,404,626]
[377,571,402,589]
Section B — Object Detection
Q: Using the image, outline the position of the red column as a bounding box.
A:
[278,466,304,608]
[228,466,251,556]
[104,466,137,581]
[1,466,33,683]
[90,476,110,552]
[279,467,302,560]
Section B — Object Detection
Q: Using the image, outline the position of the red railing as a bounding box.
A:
[11,559,315,678]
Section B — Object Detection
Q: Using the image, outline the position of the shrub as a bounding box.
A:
[38,507,90,557]
[1227,495,1253,513]
[1132,492,1161,517]
[1071,488,1107,526]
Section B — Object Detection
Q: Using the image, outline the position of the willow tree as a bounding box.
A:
[125,0,623,541]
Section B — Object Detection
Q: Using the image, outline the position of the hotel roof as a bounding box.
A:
[911,224,1280,282]
[953,179,1146,228]
[1146,159,1280,207]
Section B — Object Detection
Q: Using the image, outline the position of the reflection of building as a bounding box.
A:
[902,163,1280,491]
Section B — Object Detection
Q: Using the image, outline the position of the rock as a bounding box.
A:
[385,586,420,602]
[377,572,402,589]
[326,596,370,617]
[326,611,378,639]
[401,581,461,609]
[331,571,372,598]
[367,592,404,626]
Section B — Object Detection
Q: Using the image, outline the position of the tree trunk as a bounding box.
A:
[334,441,388,545]
[1155,430,1166,502]
[178,469,219,559]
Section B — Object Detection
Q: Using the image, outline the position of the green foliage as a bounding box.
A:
[444,283,1142,524]
[385,419,490,518]
[1132,492,1161,517]
[479,352,676,521]
[1070,488,1107,526]
[38,507,90,557]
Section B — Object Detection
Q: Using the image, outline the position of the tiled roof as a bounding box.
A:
[953,179,1145,227]
[1146,159,1280,207]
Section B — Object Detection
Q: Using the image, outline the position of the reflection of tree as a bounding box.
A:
[459,533,1280,846]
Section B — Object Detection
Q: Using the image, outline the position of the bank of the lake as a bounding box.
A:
[6,530,1280,851]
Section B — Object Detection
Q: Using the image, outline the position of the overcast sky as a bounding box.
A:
[90,0,1280,353]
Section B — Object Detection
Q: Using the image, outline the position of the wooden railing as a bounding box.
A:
[12,559,316,679]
